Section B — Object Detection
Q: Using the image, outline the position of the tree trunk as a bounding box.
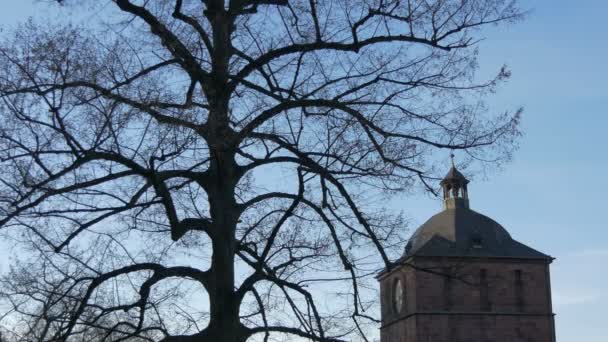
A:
[203,142,243,342]
[200,0,240,326]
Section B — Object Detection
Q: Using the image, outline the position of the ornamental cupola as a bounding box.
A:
[440,155,470,209]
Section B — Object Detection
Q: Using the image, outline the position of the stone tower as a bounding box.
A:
[378,164,556,342]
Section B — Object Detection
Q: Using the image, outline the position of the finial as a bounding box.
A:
[450,152,455,168]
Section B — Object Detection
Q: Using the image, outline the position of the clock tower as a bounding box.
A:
[377,164,556,342]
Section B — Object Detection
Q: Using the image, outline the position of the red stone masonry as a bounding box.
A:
[378,256,555,342]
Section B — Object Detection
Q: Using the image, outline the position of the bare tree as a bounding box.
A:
[0,1,523,341]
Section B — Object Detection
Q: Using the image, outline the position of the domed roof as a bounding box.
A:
[401,161,550,260]
[404,207,549,258]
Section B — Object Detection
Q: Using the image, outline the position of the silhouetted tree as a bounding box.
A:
[0,1,522,341]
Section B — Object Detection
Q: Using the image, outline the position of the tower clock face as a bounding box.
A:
[393,278,404,313]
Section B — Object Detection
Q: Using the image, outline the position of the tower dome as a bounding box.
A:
[403,163,550,259]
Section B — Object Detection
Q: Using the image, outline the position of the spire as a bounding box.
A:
[440,154,470,209]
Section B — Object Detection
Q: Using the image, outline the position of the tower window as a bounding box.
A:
[480,269,491,311]
[514,269,524,311]
[471,235,483,248]
[443,267,453,310]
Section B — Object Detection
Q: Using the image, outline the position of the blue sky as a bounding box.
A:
[0,1,607,341]
[446,1,608,340]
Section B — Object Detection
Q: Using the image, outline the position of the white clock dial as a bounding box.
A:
[394,278,404,313]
